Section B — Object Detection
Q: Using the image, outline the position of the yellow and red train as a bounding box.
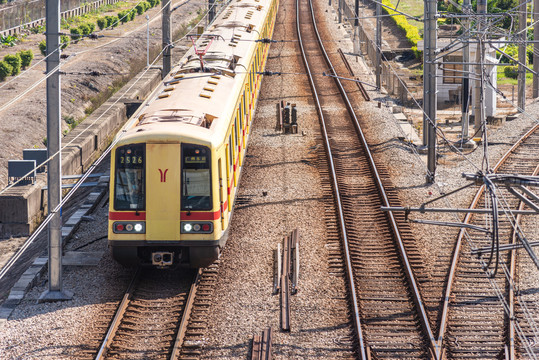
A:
[108,0,278,267]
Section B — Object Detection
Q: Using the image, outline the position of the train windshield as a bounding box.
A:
[114,144,145,210]
[182,144,211,210]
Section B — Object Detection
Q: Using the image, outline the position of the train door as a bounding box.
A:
[145,143,181,240]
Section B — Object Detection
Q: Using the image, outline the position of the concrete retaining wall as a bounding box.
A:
[0,68,161,238]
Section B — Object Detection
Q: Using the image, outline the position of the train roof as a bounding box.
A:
[118,0,271,148]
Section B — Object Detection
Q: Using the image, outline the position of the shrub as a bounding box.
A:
[143,1,151,10]
[147,0,157,7]
[129,10,136,21]
[118,10,129,23]
[381,0,421,58]
[78,23,91,35]
[504,65,519,79]
[70,27,82,41]
[97,17,107,30]
[39,40,47,56]
[18,49,33,68]
[105,15,118,28]
[136,3,146,15]
[0,61,12,80]
[87,22,96,33]
[60,34,70,49]
[4,54,21,75]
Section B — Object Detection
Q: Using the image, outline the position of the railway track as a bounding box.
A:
[296,0,438,358]
[94,268,199,360]
[436,124,539,359]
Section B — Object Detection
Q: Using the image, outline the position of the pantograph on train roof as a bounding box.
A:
[137,109,216,129]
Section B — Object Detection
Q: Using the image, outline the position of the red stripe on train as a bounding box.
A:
[109,212,146,221]
[181,211,221,221]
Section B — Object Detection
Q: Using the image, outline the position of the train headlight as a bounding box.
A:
[193,224,201,231]
[125,224,134,231]
[134,223,143,232]
[184,223,193,232]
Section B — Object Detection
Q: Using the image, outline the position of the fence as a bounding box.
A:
[0,0,121,36]
[341,0,415,105]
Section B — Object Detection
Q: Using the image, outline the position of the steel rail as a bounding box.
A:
[304,0,439,358]
[298,0,439,357]
[169,269,201,359]
[94,268,141,360]
[94,268,198,360]
[436,122,539,358]
[295,0,366,358]
[506,165,538,359]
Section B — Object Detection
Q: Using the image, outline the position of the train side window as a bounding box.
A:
[238,104,243,132]
[234,116,239,150]
[243,90,247,122]
[229,134,233,169]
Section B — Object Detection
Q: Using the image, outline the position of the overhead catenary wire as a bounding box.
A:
[0,0,218,193]
[343,0,539,351]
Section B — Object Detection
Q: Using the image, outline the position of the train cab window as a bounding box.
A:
[114,144,145,211]
[181,144,212,210]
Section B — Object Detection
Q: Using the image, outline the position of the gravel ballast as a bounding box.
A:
[1,0,538,357]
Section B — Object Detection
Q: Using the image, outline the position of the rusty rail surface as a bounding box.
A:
[436,123,539,359]
[297,0,438,358]
[337,48,371,101]
[251,327,272,360]
[94,269,199,360]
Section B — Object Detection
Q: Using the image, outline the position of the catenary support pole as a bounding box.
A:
[209,0,215,23]
[534,0,539,97]
[353,0,360,54]
[39,0,72,303]
[423,0,437,182]
[162,0,172,78]
[518,0,527,111]
[473,0,486,137]
[461,0,471,143]
[146,14,150,68]
[375,0,381,89]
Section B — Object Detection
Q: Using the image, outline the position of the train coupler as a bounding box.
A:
[152,252,174,267]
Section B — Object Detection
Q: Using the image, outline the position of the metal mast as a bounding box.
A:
[423,0,437,182]
[162,0,172,78]
[518,0,527,111]
[534,0,539,98]
[461,0,471,144]
[473,0,486,137]
[39,0,72,302]
[375,0,382,89]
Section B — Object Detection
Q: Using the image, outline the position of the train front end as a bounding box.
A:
[108,138,225,268]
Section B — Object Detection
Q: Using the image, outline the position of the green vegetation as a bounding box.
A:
[497,65,533,85]
[97,17,107,30]
[381,0,422,56]
[3,54,21,75]
[0,61,13,80]
[70,27,83,41]
[39,40,47,56]
[503,65,518,79]
[0,34,19,47]
[18,49,34,68]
